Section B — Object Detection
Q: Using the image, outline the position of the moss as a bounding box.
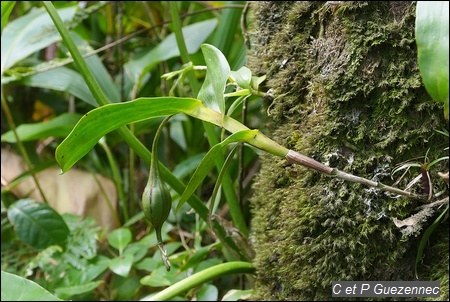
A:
[248,1,449,300]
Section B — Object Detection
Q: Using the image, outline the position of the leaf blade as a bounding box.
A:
[198,44,231,114]
[7,199,70,250]
[416,1,449,119]
[124,19,218,85]
[1,113,82,143]
[1,5,77,76]
[55,97,202,172]
[1,271,63,301]
[175,130,258,212]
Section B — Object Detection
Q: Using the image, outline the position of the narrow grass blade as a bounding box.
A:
[175,130,257,212]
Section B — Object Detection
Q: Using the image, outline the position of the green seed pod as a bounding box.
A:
[142,158,172,243]
[142,116,173,271]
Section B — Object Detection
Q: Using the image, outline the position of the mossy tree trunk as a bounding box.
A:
[247,2,448,300]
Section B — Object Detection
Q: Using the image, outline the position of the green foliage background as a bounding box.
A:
[2,1,257,301]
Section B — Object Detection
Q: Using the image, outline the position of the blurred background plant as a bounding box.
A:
[1,1,259,300]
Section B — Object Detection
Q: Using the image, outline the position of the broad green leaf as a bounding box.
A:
[1,1,15,33]
[230,66,252,89]
[1,271,63,301]
[175,130,258,212]
[140,273,172,288]
[124,243,148,264]
[124,19,218,85]
[17,66,97,106]
[70,32,120,103]
[135,257,160,272]
[7,199,70,250]
[67,255,109,285]
[112,275,141,301]
[222,289,254,301]
[182,245,214,271]
[172,152,206,180]
[108,254,134,278]
[54,281,104,299]
[1,113,82,143]
[140,265,173,288]
[416,1,449,119]
[140,265,184,288]
[198,44,231,114]
[55,96,282,175]
[197,284,218,301]
[17,31,121,105]
[1,5,77,76]
[107,228,132,252]
[56,97,202,172]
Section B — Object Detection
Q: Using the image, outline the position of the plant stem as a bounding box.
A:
[98,138,128,222]
[332,169,423,199]
[147,261,255,301]
[1,92,49,205]
[286,150,424,199]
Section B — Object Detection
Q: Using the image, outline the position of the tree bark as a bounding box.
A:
[247,1,449,300]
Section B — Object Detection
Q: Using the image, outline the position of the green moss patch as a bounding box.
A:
[248,2,448,300]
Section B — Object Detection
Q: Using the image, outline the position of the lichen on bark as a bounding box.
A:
[247,1,449,300]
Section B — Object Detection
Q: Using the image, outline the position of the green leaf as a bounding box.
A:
[135,257,160,272]
[415,205,449,278]
[197,284,218,301]
[172,152,206,180]
[198,44,231,114]
[107,228,132,252]
[70,32,120,103]
[124,19,218,85]
[1,113,82,143]
[54,281,104,299]
[416,1,449,119]
[71,255,109,284]
[182,245,213,271]
[230,66,252,89]
[209,145,239,217]
[108,254,134,278]
[1,1,15,33]
[1,271,63,301]
[175,130,258,212]
[149,261,255,301]
[140,266,173,287]
[222,289,254,301]
[18,66,97,106]
[7,199,70,250]
[112,275,141,301]
[1,5,77,76]
[55,97,202,173]
[251,74,266,91]
[209,1,244,61]
[15,31,121,106]
[55,97,285,174]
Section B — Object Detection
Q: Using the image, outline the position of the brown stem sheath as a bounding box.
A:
[286,150,334,175]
